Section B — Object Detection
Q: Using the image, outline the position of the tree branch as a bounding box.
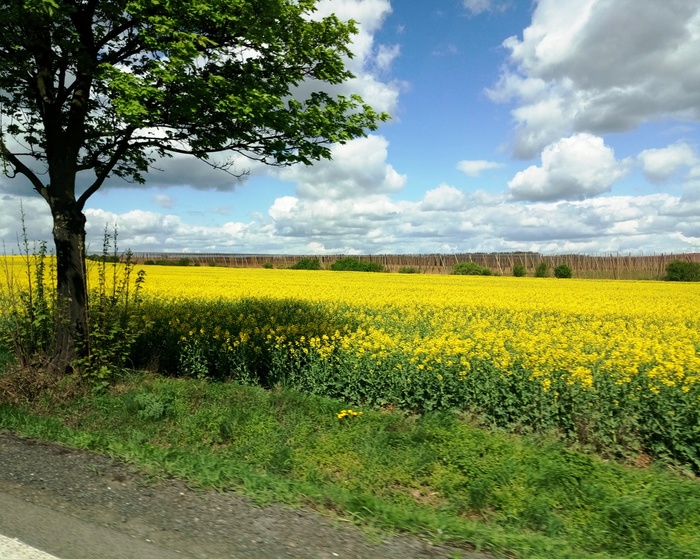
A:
[76,130,135,209]
[0,136,49,202]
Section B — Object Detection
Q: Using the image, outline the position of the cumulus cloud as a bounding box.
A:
[508,133,629,201]
[457,160,503,177]
[421,185,468,211]
[638,142,698,184]
[312,0,403,115]
[4,186,697,256]
[279,135,406,200]
[489,0,700,157]
[0,195,53,245]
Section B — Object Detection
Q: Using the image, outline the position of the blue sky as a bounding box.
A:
[2,0,700,255]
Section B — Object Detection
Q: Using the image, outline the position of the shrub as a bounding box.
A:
[398,267,419,274]
[87,253,120,263]
[330,257,383,272]
[535,261,550,278]
[262,262,273,269]
[665,260,700,282]
[290,257,321,270]
[554,264,573,278]
[512,264,526,277]
[452,262,492,276]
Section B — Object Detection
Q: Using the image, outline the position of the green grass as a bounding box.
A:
[1,373,698,559]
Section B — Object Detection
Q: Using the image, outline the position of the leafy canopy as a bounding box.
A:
[0,0,387,206]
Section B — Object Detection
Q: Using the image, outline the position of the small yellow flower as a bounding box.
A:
[337,409,363,419]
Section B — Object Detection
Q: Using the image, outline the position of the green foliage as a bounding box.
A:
[398,267,419,274]
[0,0,388,188]
[330,257,383,272]
[290,257,322,270]
[3,376,700,559]
[535,261,550,278]
[554,264,573,278]
[665,260,700,282]
[512,264,526,277]
[262,262,273,269]
[73,226,148,385]
[452,262,492,276]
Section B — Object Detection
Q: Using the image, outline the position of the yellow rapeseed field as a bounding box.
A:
[3,258,699,397]
[137,266,700,394]
[3,257,699,462]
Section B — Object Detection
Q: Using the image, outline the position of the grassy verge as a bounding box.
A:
[1,373,698,559]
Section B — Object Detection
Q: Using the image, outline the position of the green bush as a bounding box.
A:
[87,253,120,263]
[554,264,573,278]
[262,262,273,269]
[665,260,700,282]
[512,264,526,277]
[535,261,550,278]
[330,257,383,272]
[398,266,419,274]
[144,258,191,266]
[290,257,321,270]
[452,262,492,276]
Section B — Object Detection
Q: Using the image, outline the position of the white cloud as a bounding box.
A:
[421,184,467,211]
[4,186,698,256]
[280,135,406,200]
[457,160,503,177]
[489,0,700,157]
[313,0,402,115]
[375,44,401,72]
[508,134,629,201]
[0,195,53,247]
[638,142,698,184]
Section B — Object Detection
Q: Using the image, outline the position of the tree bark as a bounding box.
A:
[50,204,89,372]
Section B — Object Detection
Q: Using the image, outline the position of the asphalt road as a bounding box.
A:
[0,493,188,558]
[1,532,61,559]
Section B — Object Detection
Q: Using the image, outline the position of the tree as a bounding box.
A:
[0,0,387,371]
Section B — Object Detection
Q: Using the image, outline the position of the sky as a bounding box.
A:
[2,0,700,256]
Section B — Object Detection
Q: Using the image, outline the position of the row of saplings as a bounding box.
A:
[288,257,700,281]
[287,256,575,277]
[453,259,700,280]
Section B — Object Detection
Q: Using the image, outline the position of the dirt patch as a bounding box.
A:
[0,431,493,559]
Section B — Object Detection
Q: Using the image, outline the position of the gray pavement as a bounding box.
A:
[0,492,194,559]
[1,533,61,559]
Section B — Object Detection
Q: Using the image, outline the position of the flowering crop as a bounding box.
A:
[2,259,699,468]
[127,266,700,469]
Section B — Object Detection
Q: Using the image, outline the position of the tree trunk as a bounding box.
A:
[51,204,89,372]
